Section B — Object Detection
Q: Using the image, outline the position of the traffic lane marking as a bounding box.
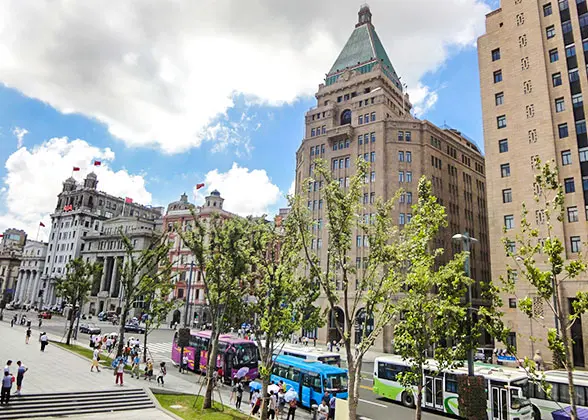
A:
[360,384,373,391]
[359,398,388,408]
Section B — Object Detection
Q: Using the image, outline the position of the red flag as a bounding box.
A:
[94,161,101,166]
[125,197,133,204]
[196,183,205,190]
[72,167,80,172]
[0,234,4,238]
[39,222,46,227]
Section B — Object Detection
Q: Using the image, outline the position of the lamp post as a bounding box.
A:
[183,261,195,327]
[452,232,478,376]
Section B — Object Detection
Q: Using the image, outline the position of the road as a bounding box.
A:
[1,310,447,420]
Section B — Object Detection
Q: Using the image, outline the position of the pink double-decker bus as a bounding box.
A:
[172,330,259,383]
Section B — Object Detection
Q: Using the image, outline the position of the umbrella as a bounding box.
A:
[284,390,298,402]
[268,384,280,394]
[236,367,250,379]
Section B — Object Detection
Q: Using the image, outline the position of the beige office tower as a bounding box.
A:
[295,5,492,352]
[479,1,588,367]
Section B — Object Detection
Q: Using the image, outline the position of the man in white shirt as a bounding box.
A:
[3,360,12,375]
[91,348,101,372]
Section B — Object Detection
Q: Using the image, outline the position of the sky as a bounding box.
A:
[0,0,497,240]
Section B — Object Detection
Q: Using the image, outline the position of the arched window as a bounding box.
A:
[340,109,352,126]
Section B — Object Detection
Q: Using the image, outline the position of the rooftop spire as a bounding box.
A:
[356,4,372,27]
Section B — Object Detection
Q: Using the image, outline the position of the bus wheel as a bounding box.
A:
[532,406,541,420]
[401,392,415,408]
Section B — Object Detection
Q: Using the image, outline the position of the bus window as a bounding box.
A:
[445,374,459,393]
[377,363,406,381]
[559,383,570,403]
[577,385,587,406]
[289,368,300,382]
[235,344,257,365]
[303,373,322,393]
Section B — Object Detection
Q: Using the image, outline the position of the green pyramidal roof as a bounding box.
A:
[326,6,401,89]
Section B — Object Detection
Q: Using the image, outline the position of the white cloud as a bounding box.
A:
[0,137,152,240]
[0,1,489,153]
[410,83,441,117]
[12,127,28,148]
[288,180,296,197]
[192,163,281,216]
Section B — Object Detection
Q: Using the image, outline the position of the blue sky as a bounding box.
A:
[0,0,494,239]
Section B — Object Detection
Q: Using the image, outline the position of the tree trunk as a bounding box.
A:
[415,383,423,420]
[65,298,77,345]
[347,356,359,420]
[260,374,270,420]
[116,304,130,357]
[203,328,220,409]
[143,322,149,363]
[560,315,578,420]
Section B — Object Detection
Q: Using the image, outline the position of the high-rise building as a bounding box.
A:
[41,173,163,308]
[479,0,588,367]
[295,5,491,352]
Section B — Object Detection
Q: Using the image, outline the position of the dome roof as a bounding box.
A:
[86,172,97,179]
[210,190,221,196]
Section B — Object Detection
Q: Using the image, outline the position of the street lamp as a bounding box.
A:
[452,232,478,376]
[183,261,195,327]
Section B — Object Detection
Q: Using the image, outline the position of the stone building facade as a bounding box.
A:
[42,172,163,308]
[0,228,27,302]
[163,191,235,327]
[81,216,161,316]
[294,5,491,353]
[12,240,48,309]
[479,0,588,366]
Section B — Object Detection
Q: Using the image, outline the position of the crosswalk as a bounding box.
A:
[143,341,173,362]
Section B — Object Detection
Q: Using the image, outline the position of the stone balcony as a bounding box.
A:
[326,124,353,142]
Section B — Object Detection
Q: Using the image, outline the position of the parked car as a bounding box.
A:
[97,311,118,322]
[124,323,145,334]
[79,323,101,335]
[38,311,52,319]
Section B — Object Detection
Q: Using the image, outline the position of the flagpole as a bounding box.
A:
[122,201,126,217]
[36,224,41,241]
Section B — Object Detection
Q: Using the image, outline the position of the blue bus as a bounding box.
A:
[270,355,348,408]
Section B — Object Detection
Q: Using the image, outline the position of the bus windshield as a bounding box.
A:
[326,373,348,392]
[235,344,258,366]
[511,378,532,409]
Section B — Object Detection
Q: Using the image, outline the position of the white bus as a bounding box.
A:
[373,355,533,420]
[277,344,342,366]
[527,370,588,419]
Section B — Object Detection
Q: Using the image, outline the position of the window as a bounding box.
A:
[573,93,584,108]
[555,97,565,112]
[584,176,588,191]
[506,332,517,351]
[406,152,412,162]
[493,70,503,83]
[399,213,405,225]
[370,132,376,143]
[571,236,582,253]
[579,147,588,162]
[406,172,412,183]
[497,115,507,129]
[568,206,579,222]
[370,152,376,162]
[495,92,504,105]
[562,150,572,165]
[544,3,553,16]
[370,171,376,182]
[565,177,575,193]
[552,72,562,87]
[566,44,576,58]
[563,21,573,35]
[405,131,412,142]
[398,151,405,162]
[577,119,587,134]
[499,139,508,153]
[569,68,579,82]
[492,48,501,61]
[560,0,569,11]
[546,25,555,39]
[399,171,404,183]
[370,112,376,121]
[345,157,350,168]
[503,189,512,203]
[358,115,363,125]
[550,48,559,62]
[559,123,569,138]
[356,235,362,248]
[398,131,404,141]
[504,215,514,230]
[406,192,413,204]
[509,298,517,309]
[501,163,511,178]
[358,135,363,145]
[445,374,459,394]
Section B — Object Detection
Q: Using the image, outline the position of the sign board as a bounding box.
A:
[497,355,517,362]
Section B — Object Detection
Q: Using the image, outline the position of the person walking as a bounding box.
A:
[131,354,140,379]
[285,397,297,420]
[235,381,243,410]
[268,391,277,420]
[329,393,337,420]
[25,327,31,344]
[91,346,101,372]
[1,371,13,405]
[40,332,48,352]
[14,361,27,396]
[144,359,154,381]
[157,362,166,386]
[115,359,124,386]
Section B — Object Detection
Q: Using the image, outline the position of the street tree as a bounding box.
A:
[178,214,251,410]
[116,231,173,357]
[502,160,588,420]
[245,215,322,420]
[290,158,403,420]
[56,258,102,345]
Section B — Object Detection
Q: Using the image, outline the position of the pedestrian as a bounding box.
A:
[286,397,297,420]
[131,354,140,379]
[157,362,166,386]
[327,341,332,352]
[250,389,261,417]
[25,327,31,344]
[10,314,15,327]
[39,332,48,351]
[277,389,285,419]
[321,391,330,406]
[230,377,237,404]
[115,359,124,386]
[144,359,154,381]
[329,392,337,420]
[317,399,329,420]
[91,346,101,372]
[3,360,12,375]
[278,380,286,393]
[38,317,42,328]
[180,353,189,374]
[89,334,95,348]
[235,381,243,410]
[313,337,316,347]
[0,371,13,405]
[269,391,277,420]
[14,361,27,396]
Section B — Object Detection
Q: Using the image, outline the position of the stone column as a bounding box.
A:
[17,272,25,302]
[12,271,22,303]
[19,271,30,303]
[109,257,119,297]
[30,272,41,305]
[23,271,33,303]
[99,258,109,292]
